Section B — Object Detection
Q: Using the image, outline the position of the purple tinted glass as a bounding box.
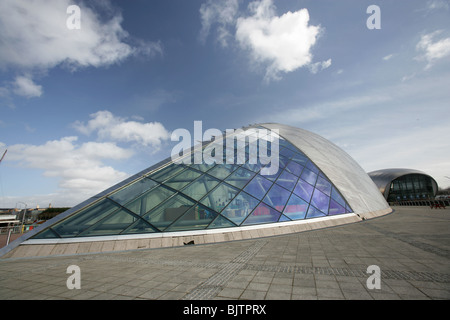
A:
[262,184,291,212]
[315,176,332,196]
[300,168,317,186]
[311,189,330,213]
[306,206,326,219]
[306,161,319,174]
[328,199,346,215]
[243,175,272,200]
[242,203,281,225]
[275,170,298,191]
[283,194,308,220]
[293,179,314,202]
[285,160,304,177]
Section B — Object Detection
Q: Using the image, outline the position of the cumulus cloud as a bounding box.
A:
[6,136,131,197]
[0,0,162,98]
[200,0,328,81]
[199,0,240,47]
[416,30,450,69]
[12,75,43,98]
[73,110,171,148]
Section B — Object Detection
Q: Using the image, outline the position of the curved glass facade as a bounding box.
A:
[387,174,436,202]
[32,128,353,239]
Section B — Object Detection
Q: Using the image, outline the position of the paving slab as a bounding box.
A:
[0,206,449,301]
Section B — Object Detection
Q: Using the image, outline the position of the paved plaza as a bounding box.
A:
[0,206,449,300]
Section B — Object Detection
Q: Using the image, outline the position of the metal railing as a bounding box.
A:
[389,199,449,207]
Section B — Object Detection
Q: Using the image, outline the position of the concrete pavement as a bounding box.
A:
[0,206,449,300]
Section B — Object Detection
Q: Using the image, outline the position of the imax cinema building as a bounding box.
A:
[1,123,392,258]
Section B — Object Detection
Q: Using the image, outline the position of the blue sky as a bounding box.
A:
[0,0,449,208]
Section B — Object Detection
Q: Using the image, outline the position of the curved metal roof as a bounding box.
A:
[368,168,438,199]
[261,123,390,215]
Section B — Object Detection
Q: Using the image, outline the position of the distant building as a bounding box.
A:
[368,168,438,202]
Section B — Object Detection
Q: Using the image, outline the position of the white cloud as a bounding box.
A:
[199,0,240,47]
[383,54,394,61]
[416,30,450,69]
[235,0,325,81]
[5,136,132,200]
[12,75,43,98]
[426,0,449,10]
[73,110,171,148]
[0,0,162,98]
[199,0,328,81]
[308,59,332,74]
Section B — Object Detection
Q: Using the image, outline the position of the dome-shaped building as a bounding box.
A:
[1,123,391,258]
[368,168,438,202]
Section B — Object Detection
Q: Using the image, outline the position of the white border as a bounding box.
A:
[22,213,355,245]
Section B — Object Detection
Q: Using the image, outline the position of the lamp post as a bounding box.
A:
[17,201,27,234]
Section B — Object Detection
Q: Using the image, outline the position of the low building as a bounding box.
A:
[368,168,438,202]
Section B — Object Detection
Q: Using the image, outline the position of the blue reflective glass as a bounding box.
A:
[293,178,314,202]
[331,186,346,208]
[306,161,319,174]
[180,174,221,201]
[283,194,308,220]
[164,168,203,190]
[306,206,326,219]
[291,152,308,166]
[328,199,347,215]
[315,176,332,196]
[199,182,240,213]
[207,164,239,180]
[311,189,330,213]
[300,168,317,186]
[275,170,298,191]
[262,184,291,212]
[150,163,186,182]
[243,175,272,200]
[242,203,281,225]
[285,160,304,177]
[279,147,296,160]
[221,191,259,225]
[224,167,256,189]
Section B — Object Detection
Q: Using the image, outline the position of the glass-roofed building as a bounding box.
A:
[1,123,391,258]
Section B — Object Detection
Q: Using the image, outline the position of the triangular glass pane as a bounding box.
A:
[285,160,304,177]
[32,228,61,239]
[331,186,346,208]
[165,204,218,232]
[243,174,272,200]
[306,160,319,174]
[122,219,158,234]
[78,209,138,237]
[278,214,292,222]
[207,164,239,180]
[293,178,314,202]
[275,169,298,191]
[207,215,237,229]
[149,163,186,183]
[221,191,260,225]
[306,205,326,219]
[262,183,290,212]
[51,199,120,238]
[125,185,175,216]
[283,194,308,220]
[109,178,158,206]
[242,203,281,225]
[224,167,256,189]
[311,188,330,213]
[328,199,347,216]
[300,167,317,186]
[315,176,332,196]
[143,193,196,231]
[180,174,221,201]
[163,168,202,190]
[199,182,240,213]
